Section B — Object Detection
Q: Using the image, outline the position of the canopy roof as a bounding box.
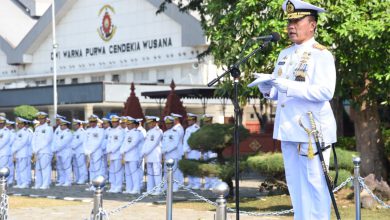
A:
[141,88,217,99]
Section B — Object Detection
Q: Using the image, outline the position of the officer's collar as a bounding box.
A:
[293,37,316,49]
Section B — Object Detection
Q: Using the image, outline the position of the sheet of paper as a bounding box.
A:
[247,73,274,87]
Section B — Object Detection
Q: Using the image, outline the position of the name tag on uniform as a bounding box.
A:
[278,61,286,65]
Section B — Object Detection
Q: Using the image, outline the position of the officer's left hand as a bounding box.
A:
[271,78,289,93]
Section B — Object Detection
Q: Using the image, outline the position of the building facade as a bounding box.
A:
[0,0,237,123]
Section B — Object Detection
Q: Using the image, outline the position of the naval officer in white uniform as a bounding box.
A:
[250,1,336,219]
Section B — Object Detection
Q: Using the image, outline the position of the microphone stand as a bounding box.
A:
[208,40,273,220]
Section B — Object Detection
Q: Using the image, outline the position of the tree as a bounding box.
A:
[158,0,390,180]
[14,105,38,121]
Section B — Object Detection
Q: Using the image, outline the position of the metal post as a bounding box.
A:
[91,176,105,220]
[51,0,58,118]
[0,168,9,196]
[166,159,174,220]
[212,182,229,220]
[0,167,10,220]
[353,157,361,220]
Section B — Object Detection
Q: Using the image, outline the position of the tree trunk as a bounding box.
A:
[353,102,389,180]
[330,97,344,137]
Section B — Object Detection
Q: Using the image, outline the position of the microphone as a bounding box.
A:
[252,32,280,42]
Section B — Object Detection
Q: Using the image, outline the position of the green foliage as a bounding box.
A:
[13,105,38,121]
[330,148,359,171]
[329,169,353,188]
[383,129,390,158]
[246,153,285,176]
[178,159,246,180]
[188,124,250,152]
[336,136,356,151]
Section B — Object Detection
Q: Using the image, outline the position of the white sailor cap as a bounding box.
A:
[282,0,325,20]
[36,112,48,119]
[135,118,143,123]
[59,118,71,125]
[6,120,15,125]
[72,119,83,124]
[101,117,110,122]
[145,116,159,123]
[202,114,213,122]
[126,116,136,124]
[56,114,66,120]
[88,114,99,122]
[186,113,198,120]
[170,113,182,118]
[0,116,7,123]
[164,116,174,124]
[16,117,29,124]
[110,115,120,122]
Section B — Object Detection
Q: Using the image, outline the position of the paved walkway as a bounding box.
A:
[7,173,291,219]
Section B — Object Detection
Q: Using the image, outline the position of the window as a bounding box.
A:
[112,74,120,83]
[35,80,47,86]
[71,78,78,84]
[134,71,149,82]
[57,79,65,85]
[91,75,104,82]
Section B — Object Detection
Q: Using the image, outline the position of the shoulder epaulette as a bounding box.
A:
[285,44,293,49]
[313,43,327,51]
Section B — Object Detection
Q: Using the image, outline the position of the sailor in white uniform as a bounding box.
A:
[120,117,143,194]
[183,113,201,189]
[83,114,104,188]
[5,120,16,185]
[0,117,11,185]
[70,119,88,184]
[106,115,125,193]
[52,119,73,186]
[161,116,181,192]
[101,118,111,179]
[170,113,185,186]
[12,118,31,188]
[141,116,163,195]
[201,114,220,190]
[249,1,336,219]
[31,112,53,189]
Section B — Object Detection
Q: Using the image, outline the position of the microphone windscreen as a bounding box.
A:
[271,32,281,42]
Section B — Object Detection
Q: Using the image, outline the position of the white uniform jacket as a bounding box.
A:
[141,126,163,163]
[70,128,86,155]
[172,124,184,157]
[12,128,30,158]
[162,127,180,160]
[52,129,73,159]
[183,124,200,159]
[83,126,104,161]
[101,127,111,154]
[0,127,10,157]
[266,37,337,144]
[32,123,53,154]
[106,126,125,160]
[120,128,143,162]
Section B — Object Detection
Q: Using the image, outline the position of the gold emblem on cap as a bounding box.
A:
[286,1,295,13]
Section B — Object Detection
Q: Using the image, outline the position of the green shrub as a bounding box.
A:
[336,136,356,151]
[178,159,245,180]
[329,169,353,188]
[330,148,359,171]
[246,153,284,176]
[14,105,38,121]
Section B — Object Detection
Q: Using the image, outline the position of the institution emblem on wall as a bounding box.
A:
[97,5,117,42]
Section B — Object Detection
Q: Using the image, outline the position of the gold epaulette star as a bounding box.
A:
[313,43,327,50]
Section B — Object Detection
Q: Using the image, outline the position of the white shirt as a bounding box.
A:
[141,125,163,163]
[266,37,337,144]
[12,128,30,158]
[107,126,125,160]
[32,123,53,154]
[120,128,143,162]
[162,127,180,160]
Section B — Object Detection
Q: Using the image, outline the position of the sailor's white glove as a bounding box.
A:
[271,78,289,93]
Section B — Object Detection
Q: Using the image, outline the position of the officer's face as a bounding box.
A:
[112,121,119,128]
[38,118,46,125]
[287,16,316,44]
[60,124,67,130]
[166,123,173,129]
[17,123,24,129]
[187,119,195,126]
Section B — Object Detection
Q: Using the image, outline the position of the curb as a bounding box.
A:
[8,192,92,203]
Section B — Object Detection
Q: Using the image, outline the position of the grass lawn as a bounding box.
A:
[9,196,81,209]
[171,188,390,220]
